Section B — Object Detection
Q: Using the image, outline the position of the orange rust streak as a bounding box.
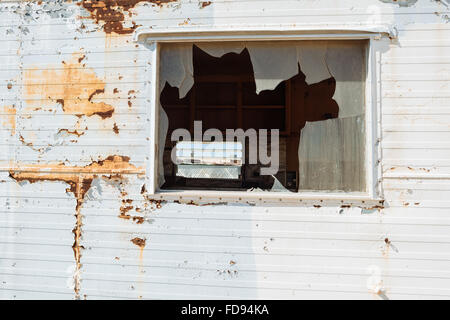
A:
[8,156,141,198]
[58,129,85,137]
[0,105,16,136]
[8,155,144,299]
[72,175,85,300]
[79,0,178,35]
[6,156,144,176]
[23,53,114,119]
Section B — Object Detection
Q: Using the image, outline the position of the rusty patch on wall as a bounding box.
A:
[24,53,115,119]
[113,123,120,134]
[131,237,146,248]
[79,0,179,35]
[119,197,145,224]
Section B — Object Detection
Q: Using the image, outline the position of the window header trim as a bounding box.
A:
[138,30,383,202]
[134,25,397,43]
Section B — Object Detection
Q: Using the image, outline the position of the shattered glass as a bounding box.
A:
[159,40,367,192]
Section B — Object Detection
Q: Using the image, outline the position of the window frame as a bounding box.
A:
[135,28,384,204]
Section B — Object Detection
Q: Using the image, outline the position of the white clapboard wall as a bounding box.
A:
[0,0,450,300]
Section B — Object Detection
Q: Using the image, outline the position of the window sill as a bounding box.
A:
[151,189,384,208]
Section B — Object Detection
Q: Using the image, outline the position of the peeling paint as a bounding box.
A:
[144,198,165,209]
[119,197,145,224]
[18,134,44,152]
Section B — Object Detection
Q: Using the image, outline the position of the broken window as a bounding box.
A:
[158,40,367,193]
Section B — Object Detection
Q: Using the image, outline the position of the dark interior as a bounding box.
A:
[160,45,339,191]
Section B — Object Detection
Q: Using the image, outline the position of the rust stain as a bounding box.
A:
[18,134,46,153]
[102,173,124,183]
[119,197,145,224]
[131,237,146,248]
[121,205,134,213]
[127,89,136,109]
[88,88,105,102]
[79,0,178,35]
[199,1,211,8]
[58,129,85,137]
[382,237,398,257]
[72,175,91,299]
[8,155,143,298]
[119,205,134,217]
[145,198,164,209]
[8,156,141,178]
[178,18,191,26]
[7,83,13,90]
[132,216,145,224]
[0,105,16,136]
[368,205,385,210]
[173,199,226,207]
[113,122,119,134]
[24,53,115,119]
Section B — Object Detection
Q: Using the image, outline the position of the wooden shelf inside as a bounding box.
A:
[162,78,292,137]
[243,105,285,109]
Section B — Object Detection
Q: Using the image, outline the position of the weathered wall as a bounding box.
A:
[1,0,450,299]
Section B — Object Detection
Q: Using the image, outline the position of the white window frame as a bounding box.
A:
[134,27,385,205]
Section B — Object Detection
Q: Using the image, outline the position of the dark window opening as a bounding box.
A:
[160,45,341,192]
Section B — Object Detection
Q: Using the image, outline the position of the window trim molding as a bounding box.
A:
[134,25,396,43]
[136,28,384,203]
